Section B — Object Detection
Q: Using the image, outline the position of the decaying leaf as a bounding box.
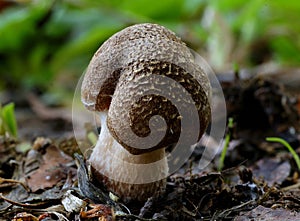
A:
[12,212,38,221]
[234,205,300,221]
[252,157,291,186]
[80,204,113,220]
[25,143,73,192]
[62,190,87,213]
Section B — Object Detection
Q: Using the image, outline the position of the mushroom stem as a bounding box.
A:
[89,111,168,202]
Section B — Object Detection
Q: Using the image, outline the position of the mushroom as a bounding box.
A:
[81,23,211,202]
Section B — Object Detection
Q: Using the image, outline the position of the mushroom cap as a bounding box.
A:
[81,23,184,110]
[81,23,211,155]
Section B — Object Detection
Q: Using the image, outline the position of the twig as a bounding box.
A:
[115,211,158,221]
[281,182,300,191]
[0,193,50,209]
[0,177,30,192]
[211,200,255,220]
[26,92,71,121]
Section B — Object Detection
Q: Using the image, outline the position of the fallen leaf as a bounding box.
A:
[12,212,38,221]
[25,144,73,192]
[234,205,300,221]
[80,204,113,220]
[251,157,291,186]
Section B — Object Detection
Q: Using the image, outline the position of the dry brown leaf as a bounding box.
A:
[234,205,300,221]
[25,145,73,192]
[80,204,113,220]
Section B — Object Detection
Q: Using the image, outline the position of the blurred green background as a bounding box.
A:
[0,0,299,106]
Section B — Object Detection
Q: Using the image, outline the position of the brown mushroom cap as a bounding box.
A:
[81,23,211,155]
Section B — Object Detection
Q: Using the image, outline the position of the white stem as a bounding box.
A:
[88,111,168,201]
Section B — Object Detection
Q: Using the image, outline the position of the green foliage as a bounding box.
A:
[266,137,300,171]
[0,0,300,95]
[87,131,98,146]
[98,0,185,21]
[218,117,234,171]
[207,0,300,66]
[0,103,18,138]
[0,1,126,92]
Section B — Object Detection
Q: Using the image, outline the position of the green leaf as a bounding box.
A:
[1,103,18,138]
[0,105,4,136]
[96,0,185,21]
[87,131,98,146]
[266,137,300,171]
[0,4,49,51]
[51,25,122,72]
[271,36,300,65]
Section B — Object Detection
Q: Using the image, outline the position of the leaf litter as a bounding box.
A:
[0,73,300,220]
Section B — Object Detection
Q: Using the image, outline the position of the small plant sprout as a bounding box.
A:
[218,117,234,171]
[266,137,300,171]
[87,131,98,146]
[0,103,18,138]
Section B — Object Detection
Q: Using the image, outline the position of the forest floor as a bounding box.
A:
[0,72,300,221]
